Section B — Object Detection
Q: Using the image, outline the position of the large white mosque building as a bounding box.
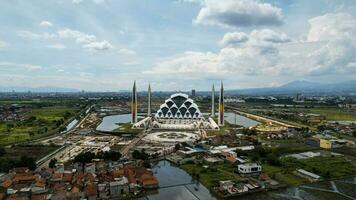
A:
[131,82,224,130]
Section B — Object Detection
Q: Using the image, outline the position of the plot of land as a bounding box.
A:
[0,106,80,145]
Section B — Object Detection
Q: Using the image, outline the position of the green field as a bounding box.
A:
[0,106,80,145]
[112,122,142,134]
[307,108,356,121]
[281,156,356,179]
[0,144,60,172]
[279,107,356,121]
[1,145,60,161]
[181,163,242,188]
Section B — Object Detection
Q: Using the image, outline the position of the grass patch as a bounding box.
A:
[275,173,306,186]
[112,122,141,134]
[1,145,60,161]
[281,156,356,179]
[180,163,241,189]
[0,106,80,145]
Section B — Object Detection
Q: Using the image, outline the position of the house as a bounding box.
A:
[220,152,237,164]
[295,169,321,182]
[320,139,347,149]
[97,183,109,199]
[69,185,84,200]
[204,157,224,164]
[139,173,158,189]
[31,178,46,194]
[237,163,262,174]
[85,163,96,174]
[218,180,234,191]
[85,183,97,200]
[109,177,129,197]
[50,184,66,200]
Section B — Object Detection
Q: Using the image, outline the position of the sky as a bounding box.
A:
[0,0,356,91]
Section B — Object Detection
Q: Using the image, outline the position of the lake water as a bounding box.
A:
[96,114,132,132]
[61,119,78,133]
[143,163,356,200]
[224,112,260,127]
[96,112,260,132]
[144,160,216,200]
[241,177,356,200]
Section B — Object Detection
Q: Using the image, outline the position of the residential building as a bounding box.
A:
[237,163,262,174]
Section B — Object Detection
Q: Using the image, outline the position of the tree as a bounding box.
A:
[97,151,122,161]
[266,153,281,166]
[174,143,181,151]
[74,152,96,163]
[235,149,247,157]
[0,147,6,157]
[18,156,36,170]
[63,111,71,119]
[132,149,149,160]
[49,158,57,168]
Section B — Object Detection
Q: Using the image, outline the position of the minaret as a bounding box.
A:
[131,81,137,124]
[218,81,224,126]
[147,83,151,116]
[211,84,215,117]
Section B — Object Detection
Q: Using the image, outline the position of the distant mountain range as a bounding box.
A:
[226,80,356,95]
[0,80,355,95]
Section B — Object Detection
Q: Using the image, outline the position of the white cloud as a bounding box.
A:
[72,0,106,4]
[219,32,248,46]
[194,0,283,28]
[307,13,356,44]
[58,28,113,51]
[16,31,56,40]
[39,21,53,27]
[118,48,137,56]
[72,0,83,4]
[82,40,112,51]
[149,13,356,83]
[0,40,6,48]
[47,44,66,49]
[16,28,115,52]
[0,62,42,71]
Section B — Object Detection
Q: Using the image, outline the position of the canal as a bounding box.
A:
[142,160,216,200]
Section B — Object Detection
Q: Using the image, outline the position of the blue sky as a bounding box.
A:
[0,0,356,91]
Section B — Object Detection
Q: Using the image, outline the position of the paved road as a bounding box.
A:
[121,128,151,157]
[35,107,94,170]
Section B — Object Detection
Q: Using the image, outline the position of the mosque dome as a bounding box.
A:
[155,93,202,119]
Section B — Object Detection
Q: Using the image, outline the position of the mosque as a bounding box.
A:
[131,81,225,130]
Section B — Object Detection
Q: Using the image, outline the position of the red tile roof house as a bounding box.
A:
[3,167,38,199]
[109,177,129,198]
[30,193,46,200]
[68,185,84,200]
[0,193,5,200]
[123,164,158,190]
[49,183,66,200]
[85,183,97,200]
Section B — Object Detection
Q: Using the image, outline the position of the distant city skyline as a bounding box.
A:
[0,0,356,91]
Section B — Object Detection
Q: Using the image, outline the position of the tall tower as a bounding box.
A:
[147,83,151,116]
[131,81,137,124]
[211,84,215,117]
[218,81,224,126]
